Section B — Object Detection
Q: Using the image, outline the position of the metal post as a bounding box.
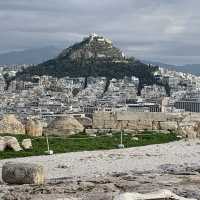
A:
[121,130,123,145]
[118,121,125,149]
[45,132,53,155]
[46,132,50,152]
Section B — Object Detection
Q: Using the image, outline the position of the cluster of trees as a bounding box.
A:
[17,57,158,87]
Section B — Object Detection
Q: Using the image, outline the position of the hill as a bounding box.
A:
[142,60,200,75]
[0,46,60,65]
[16,34,158,86]
[181,64,200,75]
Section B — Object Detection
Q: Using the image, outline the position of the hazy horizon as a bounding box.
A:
[1,0,200,65]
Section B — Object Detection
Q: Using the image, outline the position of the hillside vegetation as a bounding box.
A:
[16,34,158,88]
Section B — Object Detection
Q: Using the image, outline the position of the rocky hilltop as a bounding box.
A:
[58,33,124,61]
[16,33,158,87]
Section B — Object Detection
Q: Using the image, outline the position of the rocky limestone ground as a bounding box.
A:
[0,140,200,200]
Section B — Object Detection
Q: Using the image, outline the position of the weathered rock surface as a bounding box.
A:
[152,120,161,130]
[85,129,98,135]
[0,114,25,135]
[46,116,84,136]
[21,139,32,150]
[1,171,200,200]
[93,112,200,138]
[2,162,45,185]
[131,120,153,130]
[76,117,92,129]
[179,122,200,139]
[114,190,197,200]
[159,121,178,131]
[0,136,6,151]
[26,119,43,137]
[4,136,22,151]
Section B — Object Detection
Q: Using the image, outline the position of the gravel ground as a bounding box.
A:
[1,140,200,200]
[0,140,200,180]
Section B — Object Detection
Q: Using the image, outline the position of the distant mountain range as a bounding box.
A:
[142,60,200,75]
[0,44,199,76]
[0,46,61,65]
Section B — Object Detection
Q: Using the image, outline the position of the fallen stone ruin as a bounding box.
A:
[0,136,32,152]
[0,114,85,137]
[0,114,25,135]
[45,116,84,136]
[0,115,43,137]
[93,112,200,139]
[115,190,196,200]
[1,112,200,140]
[2,162,44,185]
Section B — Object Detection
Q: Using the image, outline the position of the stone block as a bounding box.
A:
[2,162,45,185]
[114,189,196,200]
[160,121,178,131]
[22,139,32,150]
[0,137,6,151]
[4,136,22,152]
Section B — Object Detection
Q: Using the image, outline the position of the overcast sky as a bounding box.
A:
[0,0,200,65]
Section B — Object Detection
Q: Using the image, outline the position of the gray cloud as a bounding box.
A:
[0,0,200,64]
